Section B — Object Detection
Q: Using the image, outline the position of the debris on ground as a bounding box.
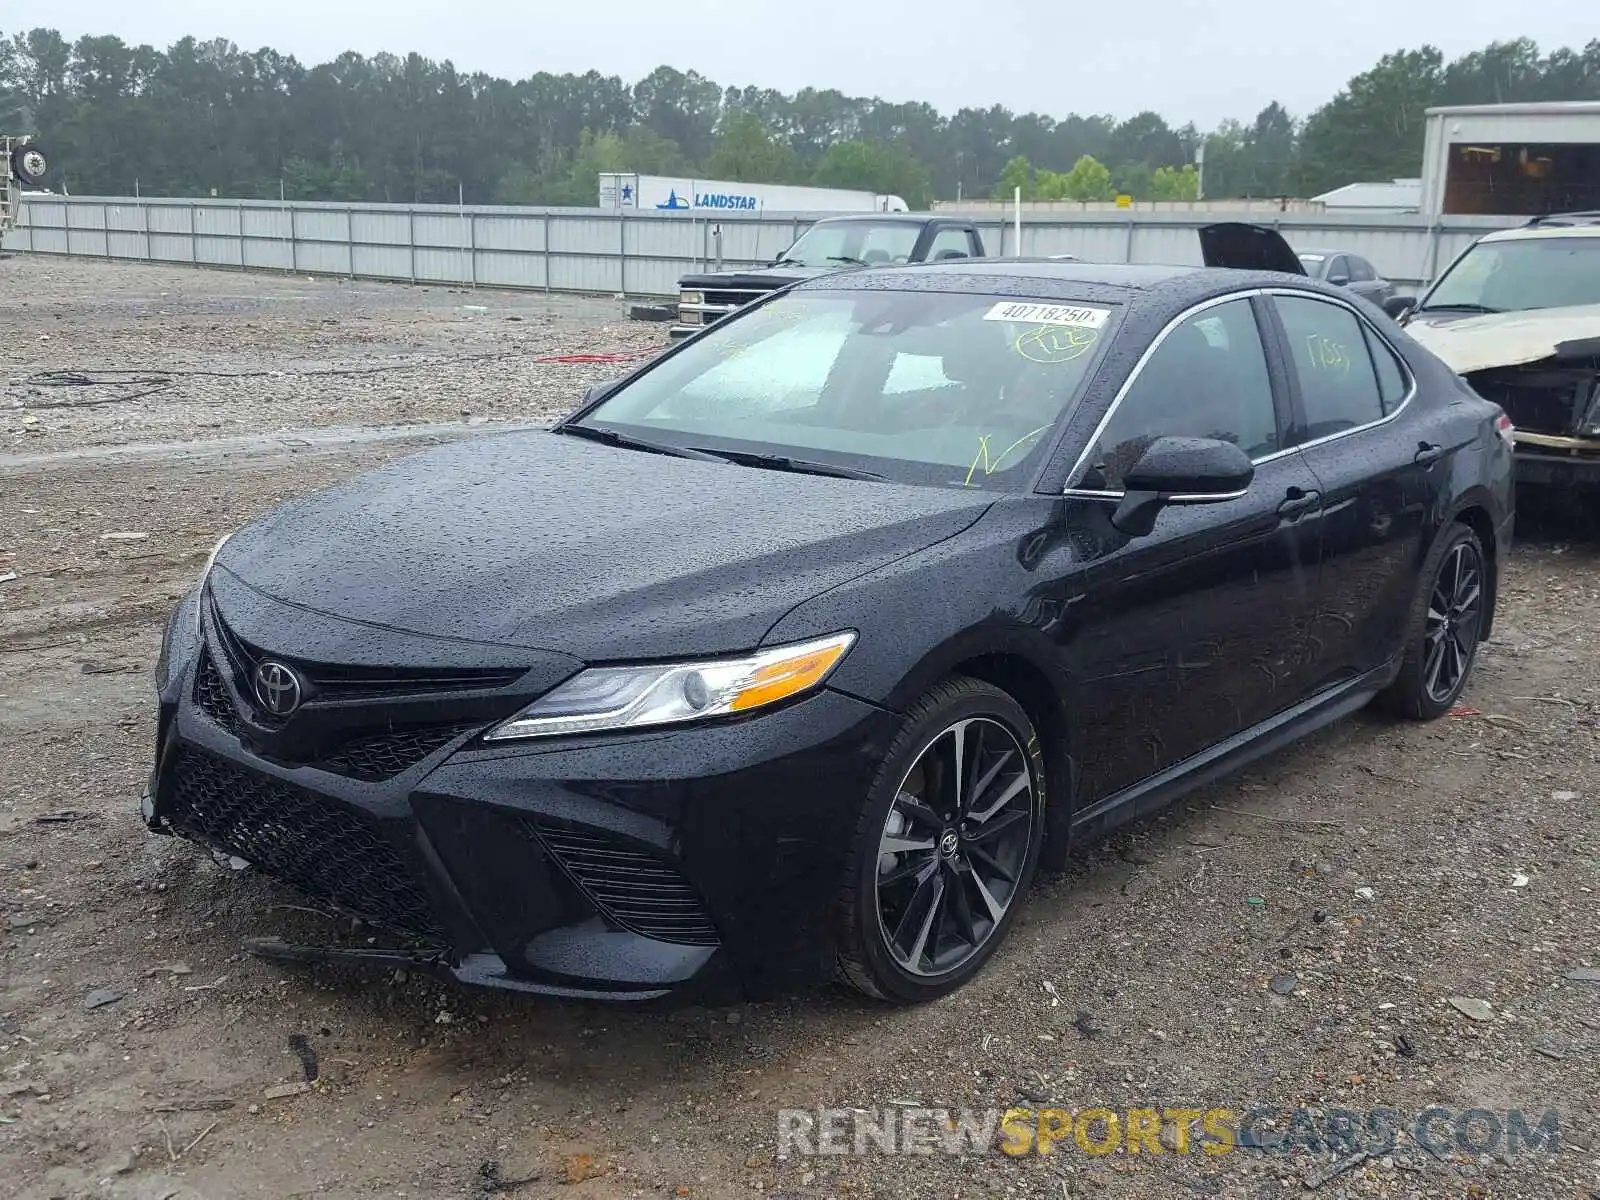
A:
[1446,996,1496,1021]
[83,987,124,1010]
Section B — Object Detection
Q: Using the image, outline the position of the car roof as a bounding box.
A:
[811,213,943,225]
[885,259,1205,289]
[1480,223,1600,244]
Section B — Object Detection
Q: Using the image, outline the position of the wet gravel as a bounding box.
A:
[1,255,667,451]
[0,259,1597,1199]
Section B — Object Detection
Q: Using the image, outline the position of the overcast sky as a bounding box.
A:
[28,2,1598,127]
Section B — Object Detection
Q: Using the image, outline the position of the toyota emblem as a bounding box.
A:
[252,660,304,716]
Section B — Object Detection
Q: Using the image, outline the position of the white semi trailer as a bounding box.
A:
[598,173,908,214]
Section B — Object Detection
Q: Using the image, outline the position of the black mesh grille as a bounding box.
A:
[193,651,240,736]
[165,746,444,940]
[528,821,719,946]
[319,725,477,782]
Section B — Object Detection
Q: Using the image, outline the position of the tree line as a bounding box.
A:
[2,29,1597,207]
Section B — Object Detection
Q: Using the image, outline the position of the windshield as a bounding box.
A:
[1421,236,1600,314]
[777,222,921,267]
[578,290,1116,489]
[1296,254,1326,274]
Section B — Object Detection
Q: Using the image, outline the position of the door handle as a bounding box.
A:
[1414,441,1444,466]
[1278,486,1321,519]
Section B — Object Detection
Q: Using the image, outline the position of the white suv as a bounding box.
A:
[1397,214,1600,487]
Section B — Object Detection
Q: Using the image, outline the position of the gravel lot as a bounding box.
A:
[1,259,1597,1200]
[2,254,665,452]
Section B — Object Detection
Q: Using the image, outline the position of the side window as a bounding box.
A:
[1075,298,1279,491]
[1276,295,1385,439]
[1327,255,1350,283]
[926,228,971,261]
[1364,325,1409,414]
[1349,257,1376,282]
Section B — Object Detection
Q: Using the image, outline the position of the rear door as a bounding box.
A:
[1057,295,1326,803]
[1264,290,1447,691]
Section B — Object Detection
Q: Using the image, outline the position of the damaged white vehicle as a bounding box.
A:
[1388,214,1600,488]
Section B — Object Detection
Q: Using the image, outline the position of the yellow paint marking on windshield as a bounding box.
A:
[964,425,1054,486]
[1015,324,1099,365]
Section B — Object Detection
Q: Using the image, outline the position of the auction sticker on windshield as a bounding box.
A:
[983,301,1110,328]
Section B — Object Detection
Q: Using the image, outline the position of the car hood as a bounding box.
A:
[678,266,834,290]
[215,431,993,661]
[1404,303,1600,374]
[1198,223,1307,275]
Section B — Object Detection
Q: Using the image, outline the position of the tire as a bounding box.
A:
[837,677,1046,1003]
[10,142,49,187]
[1373,522,1487,720]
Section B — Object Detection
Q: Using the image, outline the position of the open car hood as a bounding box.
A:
[1404,304,1600,374]
[1198,223,1307,275]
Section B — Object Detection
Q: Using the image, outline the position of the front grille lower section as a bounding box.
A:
[527,821,719,947]
[164,745,445,940]
[318,725,477,782]
[193,650,240,736]
[1468,364,1599,436]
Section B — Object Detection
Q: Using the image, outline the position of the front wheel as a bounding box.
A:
[1374,523,1487,720]
[837,677,1046,1003]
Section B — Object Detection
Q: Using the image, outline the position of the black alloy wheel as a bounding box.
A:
[1376,522,1487,720]
[838,678,1046,1002]
[1423,538,1484,705]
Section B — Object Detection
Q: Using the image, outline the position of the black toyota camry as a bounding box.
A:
[146,241,1514,1005]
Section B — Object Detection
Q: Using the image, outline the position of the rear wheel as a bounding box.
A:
[1375,523,1486,720]
[837,678,1045,1003]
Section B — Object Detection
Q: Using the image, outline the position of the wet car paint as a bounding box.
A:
[146,260,1514,1003]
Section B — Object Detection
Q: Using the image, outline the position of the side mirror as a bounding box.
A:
[1111,437,1254,538]
[1382,295,1416,321]
[1327,273,1350,287]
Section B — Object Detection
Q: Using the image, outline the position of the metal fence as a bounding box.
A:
[3,195,1522,297]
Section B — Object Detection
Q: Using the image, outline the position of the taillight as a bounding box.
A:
[1494,413,1515,445]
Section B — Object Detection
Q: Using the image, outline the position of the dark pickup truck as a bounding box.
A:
[671,213,986,338]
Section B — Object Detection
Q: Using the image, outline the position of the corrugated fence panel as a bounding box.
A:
[242,237,293,271]
[548,215,623,257]
[241,207,291,239]
[352,244,411,280]
[146,205,192,234]
[294,208,349,244]
[475,251,546,289]
[413,247,471,283]
[548,253,621,294]
[193,206,241,237]
[475,214,545,252]
[149,233,194,262]
[10,195,1527,298]
[412,212,473,249]
[295,241,351,275]
[352,210,412,246]
[108,231,147,259]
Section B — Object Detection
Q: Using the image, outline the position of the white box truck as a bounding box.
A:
[599,173,908,213]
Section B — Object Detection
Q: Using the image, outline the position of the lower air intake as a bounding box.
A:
[527,821,719,947]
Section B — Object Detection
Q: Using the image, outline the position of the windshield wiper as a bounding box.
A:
[557,424,726,462]
[771,256,807,267]
[1415,302,1502,315]
[827,255,869,267]
[689,446,884,481]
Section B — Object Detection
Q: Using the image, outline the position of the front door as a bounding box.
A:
[1051,295,1326,803]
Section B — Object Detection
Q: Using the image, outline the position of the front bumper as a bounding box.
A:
[1513,430,1600,487]
[147,614,900,1004]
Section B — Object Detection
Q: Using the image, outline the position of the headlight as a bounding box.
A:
[483,631,856,741]
[679,290,703,306]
